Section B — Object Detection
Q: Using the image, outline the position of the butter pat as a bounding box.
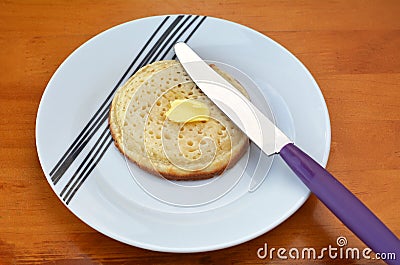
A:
[166,99,210,123]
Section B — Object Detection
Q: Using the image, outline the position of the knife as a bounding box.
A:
[174,42,399,263]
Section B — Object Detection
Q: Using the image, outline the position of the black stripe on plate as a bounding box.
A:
[59,15,186,199]
[53,15,185,184]
[60,15,190,202]
[62,15,207,204]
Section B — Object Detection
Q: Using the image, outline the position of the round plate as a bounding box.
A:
[36,15,331,252]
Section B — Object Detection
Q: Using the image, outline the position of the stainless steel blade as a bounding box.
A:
[174,42,292,155]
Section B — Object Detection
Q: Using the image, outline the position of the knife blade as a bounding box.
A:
[174,42,399,263]
[173,43,292,156]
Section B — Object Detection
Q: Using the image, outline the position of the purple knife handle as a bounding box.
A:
[280,143,399,264]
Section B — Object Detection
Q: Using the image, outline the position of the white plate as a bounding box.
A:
[36,15,331,252]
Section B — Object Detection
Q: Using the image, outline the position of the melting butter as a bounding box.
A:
[166,99,210,123]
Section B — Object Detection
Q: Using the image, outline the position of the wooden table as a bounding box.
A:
[1,1,399,264]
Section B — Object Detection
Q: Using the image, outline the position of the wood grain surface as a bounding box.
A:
[0,0,399,264]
